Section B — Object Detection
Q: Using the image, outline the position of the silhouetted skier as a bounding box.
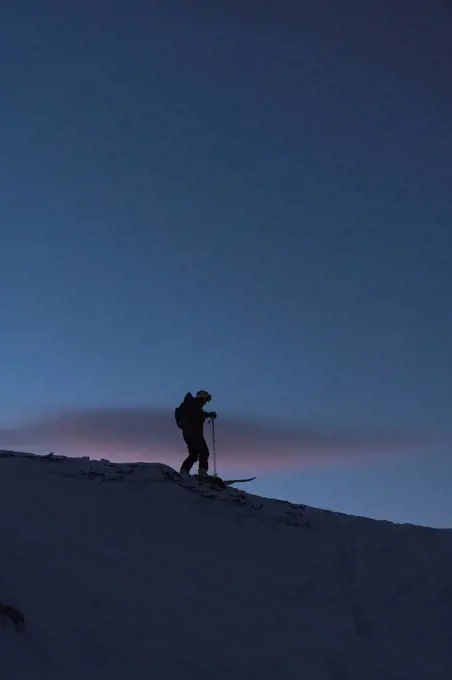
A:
[175,390,217,476]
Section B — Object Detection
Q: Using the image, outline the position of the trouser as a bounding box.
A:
[181,431,210,473]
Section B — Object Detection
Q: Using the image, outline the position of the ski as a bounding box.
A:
[222,477,256,486]
[192,474,256,489]
[166,470,257,490]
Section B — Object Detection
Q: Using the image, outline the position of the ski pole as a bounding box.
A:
[211,418,217,476]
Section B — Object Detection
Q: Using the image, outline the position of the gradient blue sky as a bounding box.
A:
[1,1,451,527]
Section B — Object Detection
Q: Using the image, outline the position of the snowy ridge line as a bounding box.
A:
[2,450,452,678]
[60,460,310,530]
[0,451,309,530]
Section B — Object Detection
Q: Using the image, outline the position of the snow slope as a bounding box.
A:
[1,451,451,680]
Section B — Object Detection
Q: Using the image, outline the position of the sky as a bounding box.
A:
[1,0,451,527]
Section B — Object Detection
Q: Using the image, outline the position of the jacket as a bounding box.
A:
[175,393,209,434]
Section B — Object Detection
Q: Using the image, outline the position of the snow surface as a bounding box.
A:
[1,450,452,680]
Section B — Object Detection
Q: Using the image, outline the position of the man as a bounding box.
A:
[175,390,217,476]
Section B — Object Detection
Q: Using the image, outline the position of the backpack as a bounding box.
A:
[175,393,191,428]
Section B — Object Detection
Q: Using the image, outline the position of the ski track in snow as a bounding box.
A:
[1,451,452,680]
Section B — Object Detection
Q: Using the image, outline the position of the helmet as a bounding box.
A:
[196,390,212,402]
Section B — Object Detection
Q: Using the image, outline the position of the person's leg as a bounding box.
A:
[180,432,198,473]
[197,435,210,475]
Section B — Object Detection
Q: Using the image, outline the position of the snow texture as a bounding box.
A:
[1,450,451,680]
